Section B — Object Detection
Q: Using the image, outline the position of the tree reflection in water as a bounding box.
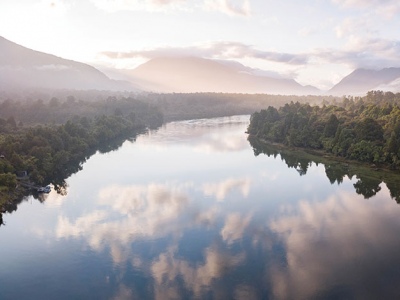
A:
[248,136,400,201]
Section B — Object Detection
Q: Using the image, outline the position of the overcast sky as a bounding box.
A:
[1,0,400,89]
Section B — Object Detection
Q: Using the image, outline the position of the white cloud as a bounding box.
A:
[203,177,251,201]
[38,0,73,15]
[101,41,309,65]
[151,246,245,297]
[268,186,400,299]
[56,183,192,265]
[88,0,252,16]
[204,0,251,17]
[332,0,400,19]
[334,17,376,39]
[88,0,188,13]
[220,212,252,244]
[316,37,400,69]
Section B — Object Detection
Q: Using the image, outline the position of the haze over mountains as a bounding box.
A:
[119,56,320,95]
[1,36,400,96]
[329,68,400,96]
[0,36,133,91]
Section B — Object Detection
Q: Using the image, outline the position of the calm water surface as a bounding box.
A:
[1,115,400,299]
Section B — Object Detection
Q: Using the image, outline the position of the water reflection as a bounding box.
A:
[249,136,400,202]
[141,116,250,153]
[269,186,400,299]
[203,178,251,201]
[3,116,400,299]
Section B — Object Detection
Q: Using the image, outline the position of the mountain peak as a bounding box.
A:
[128,56,320,95]
[329,67,400,95]
[0,36,133,91]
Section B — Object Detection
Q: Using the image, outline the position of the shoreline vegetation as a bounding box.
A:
[1,90,400,214]
[247,90,400,202]
[0,92,334,211]
[248,136,400,202]
[0,97,163,212]
[247,90,400,170]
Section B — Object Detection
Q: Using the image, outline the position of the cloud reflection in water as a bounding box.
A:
[269,185,400,299]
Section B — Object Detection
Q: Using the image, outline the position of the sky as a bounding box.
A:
[1,0,400,89]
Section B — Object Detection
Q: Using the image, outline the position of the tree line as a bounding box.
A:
[0,98,163,208]
[247,90,400,169]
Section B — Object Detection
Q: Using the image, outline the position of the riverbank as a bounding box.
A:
[248,135,400,202]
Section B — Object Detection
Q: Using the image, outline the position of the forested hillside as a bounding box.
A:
[247,91,400,169]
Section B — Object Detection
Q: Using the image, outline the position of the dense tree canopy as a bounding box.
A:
[0,98,164,208]
[248,91,400,169]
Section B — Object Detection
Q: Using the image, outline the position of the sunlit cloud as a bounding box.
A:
[102,37,400,71]
[334,17,377,39]
[88,0,251,16]
[332,0,400,18]
[56,183,192,265]
[88,0,188,13]
[38,0,72,15]
[100,41,309,66]
[220,212,252,244]
[316,37,400,69]
[151,246,245,297]
[204,0,251,17]
[268,186,400,299]
[203,177,251,201]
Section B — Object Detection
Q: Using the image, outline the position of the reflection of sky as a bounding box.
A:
[1,116,400,299]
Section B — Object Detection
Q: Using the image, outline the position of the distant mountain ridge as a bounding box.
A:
[3,35,400,96]
[125,56,320,95]
[0,36,133,91]
[329,67,400,95]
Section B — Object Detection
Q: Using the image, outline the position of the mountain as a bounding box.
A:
[329,67,400,96]
[0,36,134,91]
[123,57,320,95]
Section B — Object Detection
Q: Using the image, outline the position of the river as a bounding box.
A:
[1,115,400,299]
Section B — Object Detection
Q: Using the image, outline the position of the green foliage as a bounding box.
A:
[248,91,400,167]
[0,101,164,205]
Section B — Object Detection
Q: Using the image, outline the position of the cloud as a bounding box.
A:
[35,64,72,71]
[376,77,400,92]
[334,17,377,39]
[101,35,400,72]
[204,0,251,17]
[203,177,251,201]
[39,0,72,14]
[268,186,400,299]
[56,183,192,265]
[101,41,309,66]
[88,0,188,13]
[316,37,400,69]
[233,284,259,300]
[220,212,252,244]
[332,0,400,18]
[151,246,245,297]
[88,0,252,16]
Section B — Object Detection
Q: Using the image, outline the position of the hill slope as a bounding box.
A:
[0,36,133,91]
[329,68,400,95]
[126,57,320,95]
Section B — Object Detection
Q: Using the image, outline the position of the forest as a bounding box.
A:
[0,97,163,208]
[0,90,388,210]
[0,90,336,123]
[247,90,400,169]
